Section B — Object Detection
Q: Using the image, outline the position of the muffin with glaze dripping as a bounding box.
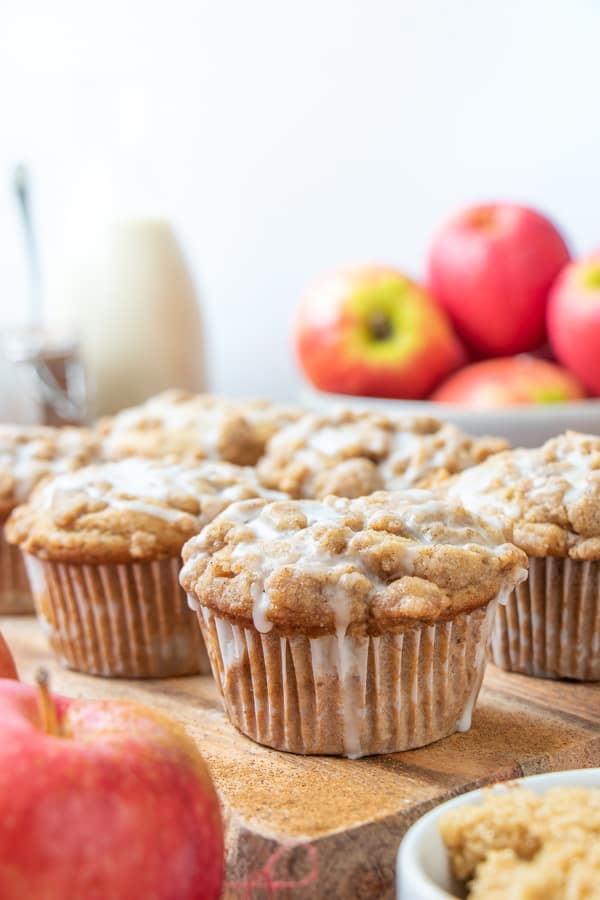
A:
[0,425,99,613]
[444,431,600,680]
[6,457,281,677]
[180,491,527,757]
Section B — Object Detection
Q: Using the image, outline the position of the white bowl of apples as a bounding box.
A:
[295,203,600,447]
[300,385,600,449]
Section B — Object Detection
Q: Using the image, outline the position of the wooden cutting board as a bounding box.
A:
[4,616,600,900]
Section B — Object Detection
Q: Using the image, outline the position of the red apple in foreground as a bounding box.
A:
[0,632,18,679]
[0,673,224,900]
[548,252,600,395]
[431,355,586,407]
[428,203,570,356]
[294,265,465,398]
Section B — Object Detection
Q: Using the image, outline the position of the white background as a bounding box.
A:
[1,0,599,401]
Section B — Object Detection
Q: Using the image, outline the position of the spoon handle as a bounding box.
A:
[14,164,43,328]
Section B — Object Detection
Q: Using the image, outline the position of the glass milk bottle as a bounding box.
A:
[46,216,206,416]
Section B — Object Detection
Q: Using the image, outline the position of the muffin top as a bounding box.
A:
[98,390,303,466]
[444,431,600,559]
[180,491,527,636]
[0,425,99,520]
[258,408,507,499]
[5,457,282,564]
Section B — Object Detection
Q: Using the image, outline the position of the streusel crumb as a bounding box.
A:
[444,431,600,559]
[0,425,100,519]
[180,490,527,635]
[258,408,507,498]
[98,390,302,466]
[5,457,281,564]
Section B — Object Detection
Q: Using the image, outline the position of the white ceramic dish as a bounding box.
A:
[300,385,600,448]
[396,767,600,900]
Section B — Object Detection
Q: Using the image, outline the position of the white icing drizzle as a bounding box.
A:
[34,457,279,528]
[445,460,520,520]
[186,592,201,611]
[308,422,390,458]
[455,598,499,732]
[447,433,600,527]
[23,554,47,597]
[264,411,499,494]
[251,583,273,633]
[214,615,247,671]
[0,425,95,504]
[339,636,369,758]
[189,490,525,646]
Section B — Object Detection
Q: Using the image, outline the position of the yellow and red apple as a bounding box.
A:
[428,203,571,356]
[548,251,600,396]
[294,265,465,398]
[0,675,224,900]
[431,355,586,407]
[0,632,18,679]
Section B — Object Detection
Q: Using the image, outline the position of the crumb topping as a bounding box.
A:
[180,491,527,635]
[444,431,600,559]
[5,457,282,564]
[234,397,304,445]
[98,390,302,466]
[258,409,507,499]
[440,786,600,899]
[0,425,99,519]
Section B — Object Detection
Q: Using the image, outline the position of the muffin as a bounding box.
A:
[440,786,600,898]
[180,491,527,757]
[99,390,303,466]
[5,457,281,677]
[258,408,507,499]
[444,431,600,680]
[0,425,99,614]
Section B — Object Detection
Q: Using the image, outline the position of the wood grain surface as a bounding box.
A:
[3,616,600,899]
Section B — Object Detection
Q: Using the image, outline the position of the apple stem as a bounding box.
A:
[35,668,60,737]
[368,312,393,342]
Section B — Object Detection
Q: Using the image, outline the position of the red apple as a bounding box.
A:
[294,265,465,398]
[0,632,18,679]
[547,251,600,395]
[431,355,586,407]
[428,203,571,356]
[0,673,224,900]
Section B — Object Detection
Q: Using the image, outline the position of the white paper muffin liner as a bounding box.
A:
[25,554,209,677]
[0,525,34,614]
[491,557,600,681]
[194,598,498,758]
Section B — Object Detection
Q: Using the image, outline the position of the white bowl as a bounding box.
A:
[299,386,600,448]
[396,767,600,900]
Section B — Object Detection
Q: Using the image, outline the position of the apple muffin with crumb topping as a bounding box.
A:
[0,424,100,614]
[444,431,600,680]
[6,457,281,678]
[180,490,527,757]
